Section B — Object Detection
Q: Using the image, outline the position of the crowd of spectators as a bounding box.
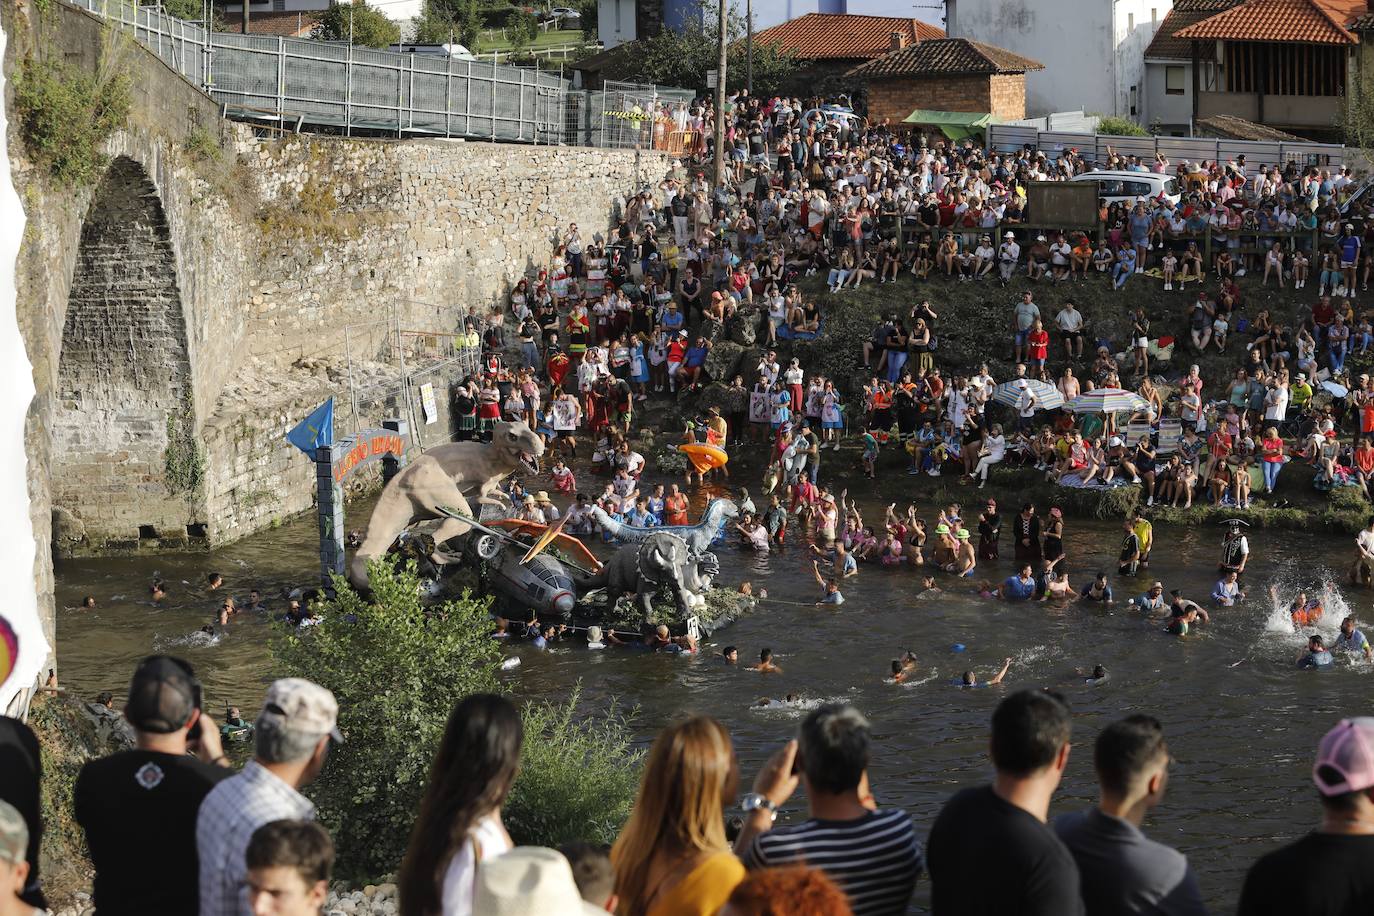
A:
[6,659,1374,914]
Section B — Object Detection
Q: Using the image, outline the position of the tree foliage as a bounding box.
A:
[414,0,483,49]
[1343,73,1374,160]
[1094,115,1150,137]
[274,563,503,877]
[274,563,642,878]
[622,0,797,95]
[313,2,401,49]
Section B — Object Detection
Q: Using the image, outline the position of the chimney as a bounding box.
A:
[890,30,907,51]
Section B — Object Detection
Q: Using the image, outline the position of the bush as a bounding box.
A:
[274,562,503,877]
[504,686,642,848]
[312,2,401,49]
[14,55,130,186]
[274,562,644,878]
[1095,115,1150,137]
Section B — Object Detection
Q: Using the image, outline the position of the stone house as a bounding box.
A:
[848,36,1044,127]
[750,12,945,91]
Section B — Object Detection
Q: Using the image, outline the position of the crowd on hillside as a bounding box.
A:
[439,91,1374,527]
[4,661,1374,916]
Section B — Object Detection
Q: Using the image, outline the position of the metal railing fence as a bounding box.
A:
[986,124,1345,168]
[71,0,567,142]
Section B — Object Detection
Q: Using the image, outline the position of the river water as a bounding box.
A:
[54,483,1374,911]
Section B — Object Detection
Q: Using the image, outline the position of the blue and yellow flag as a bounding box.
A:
[286,398,334,456]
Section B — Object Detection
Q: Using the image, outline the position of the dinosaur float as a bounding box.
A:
[587,498,739,553]
[347,420,544,589]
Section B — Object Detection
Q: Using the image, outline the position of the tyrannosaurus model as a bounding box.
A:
[347,420,544,589]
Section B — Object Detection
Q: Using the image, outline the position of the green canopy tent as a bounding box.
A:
[901,109,993,141]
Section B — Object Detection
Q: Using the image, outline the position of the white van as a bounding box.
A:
[1069,170,1181,206]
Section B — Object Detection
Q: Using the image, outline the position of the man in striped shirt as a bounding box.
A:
[734,703,922,915]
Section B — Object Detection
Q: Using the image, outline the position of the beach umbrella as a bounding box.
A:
[1065,388,1150,414]
[991,379,1065,411]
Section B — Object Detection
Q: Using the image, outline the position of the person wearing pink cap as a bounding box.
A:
[1236,718,1374,914]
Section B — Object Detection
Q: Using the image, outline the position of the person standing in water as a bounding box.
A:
[1220,520,1251,576]
[1335,616,1374,661]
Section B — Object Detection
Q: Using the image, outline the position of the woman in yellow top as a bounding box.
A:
[611,716,745,916]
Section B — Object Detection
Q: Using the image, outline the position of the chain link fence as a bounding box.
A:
[564,80,697,151]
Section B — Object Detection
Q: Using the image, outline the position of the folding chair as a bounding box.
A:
[1156,418,1183,454]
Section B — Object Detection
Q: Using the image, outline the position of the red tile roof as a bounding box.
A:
[1175,0,1363,44]
[1145,4,1233,57]
[752,13,945,61]
[849,38,1043,78]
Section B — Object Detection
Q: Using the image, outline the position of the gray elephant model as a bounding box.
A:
[574,531,704,620]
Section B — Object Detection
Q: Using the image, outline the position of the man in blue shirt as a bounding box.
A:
[1335,615,1374,661]
[812,561,844,605]
[997,565,1036,601]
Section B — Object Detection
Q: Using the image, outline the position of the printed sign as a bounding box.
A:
[419,383,438,425]
[748,390,770,424]
[332,428,406,482]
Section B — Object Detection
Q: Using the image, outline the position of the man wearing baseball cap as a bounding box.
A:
[197,678,341,916]
[74,655,231,916]
[1237,717,1374,914]
[0,799,38,916]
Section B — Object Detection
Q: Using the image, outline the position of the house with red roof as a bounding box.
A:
[1166,0,1374,138]
[749,12,946,89]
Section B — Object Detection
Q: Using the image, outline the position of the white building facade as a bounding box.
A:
[945,0,1169,120]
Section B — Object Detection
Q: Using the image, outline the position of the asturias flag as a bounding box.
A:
[286,397,335,456]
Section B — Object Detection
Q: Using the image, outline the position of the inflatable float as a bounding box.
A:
[679,443,729,475]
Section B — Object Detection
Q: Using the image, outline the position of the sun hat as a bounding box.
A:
[535,491,552,503]
[935,524,950,535]
[473,847,606,916]
[523,494,536,505]
[1313,718,1374,796]
[586,626,603,645]
[956,528,970,540]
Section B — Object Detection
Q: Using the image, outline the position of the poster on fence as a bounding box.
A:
[419,383,438,424]
[749,390,770,424]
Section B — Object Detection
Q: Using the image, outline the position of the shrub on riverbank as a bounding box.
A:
[276,561,643,878]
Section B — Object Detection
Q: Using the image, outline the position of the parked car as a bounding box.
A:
[387,42,477,61]
[1070,170,1180,206]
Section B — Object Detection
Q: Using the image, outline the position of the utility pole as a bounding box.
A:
[241,0,250,34]
[745,0,752,94]
[711,0,728,189]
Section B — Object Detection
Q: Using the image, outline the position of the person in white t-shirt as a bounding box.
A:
[1355,517,1374,586]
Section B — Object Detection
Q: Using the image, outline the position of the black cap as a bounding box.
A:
[125,656,199,734]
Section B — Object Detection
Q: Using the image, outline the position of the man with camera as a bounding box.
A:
[74,655,232,915]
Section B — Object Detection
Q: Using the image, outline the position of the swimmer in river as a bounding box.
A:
[748,648,783,673]
[994,564,1037,601]
[585,626,606,650]
[1165,591,1209,635]
[755,693,800,707]
[920,575,942,594]
[245,589,264,612]
[1040,570,1075,601]
[812,561,845,605]
[149,579,167,602]
[811,542,859,578]
[1297,634,1334,669]
[723,646,739,664]
[738,582,753,597]
[945,528,977,577]
[81,596,96,609]
[890,660,908,683]
[1212,570,1246,607]
[1334,616,1374,661]
[1129,581,1168,614]
[958,657,1012,688]
[207,572,223,591]
[1081,664,1109,684]
[902,651,918,671]
[1077,572,1114,604]
[1270,584,1329,628]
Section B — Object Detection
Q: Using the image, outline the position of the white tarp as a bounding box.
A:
[0,17,47,716]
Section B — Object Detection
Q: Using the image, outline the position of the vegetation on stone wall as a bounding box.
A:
[182,126,222,163]
[164,409,207,499]
[275,562,643,878]
[13,50,131,186]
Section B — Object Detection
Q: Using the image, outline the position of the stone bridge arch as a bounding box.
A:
[50,154,203,549]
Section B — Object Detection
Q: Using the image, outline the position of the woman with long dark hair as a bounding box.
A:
[398,694,523,916]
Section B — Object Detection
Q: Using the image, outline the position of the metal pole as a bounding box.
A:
[345,40,353,137]
[712,0,728,189]
[746,0,753,94]
[345,323,360,433]
[445,52,453,137]
[397,55,405,137]
[277,36,285,120]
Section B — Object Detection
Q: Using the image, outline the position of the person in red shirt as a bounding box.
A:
[666,333,689,393]
[1027,319,1050,370]
[1355,438,1374,497]
[1204,427,1233,482]
[663,484,690,526]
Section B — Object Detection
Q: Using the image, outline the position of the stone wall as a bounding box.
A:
[865,73,1029,127]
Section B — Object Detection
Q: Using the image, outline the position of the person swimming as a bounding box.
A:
[1165,592,1209,635]
[722,645,739,664]
[1272,584,1326,628]
[748,647,783,673]
[1078,572,1114,603]
[890,659,908,683]
[1297,634,1334,669]
[957,657,1012,688]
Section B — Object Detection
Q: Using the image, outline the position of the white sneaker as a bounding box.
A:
[1147,495,1154,506]
[1164,282,1172,291]
[928,468,941,477]
[978,480,986,489]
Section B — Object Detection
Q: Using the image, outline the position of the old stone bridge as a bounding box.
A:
[3,0,671,651]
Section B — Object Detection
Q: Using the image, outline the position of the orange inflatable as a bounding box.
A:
[679,443,729,474]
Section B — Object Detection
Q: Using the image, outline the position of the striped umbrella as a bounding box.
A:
[990,379,1065,411]
[1065,388,1150,414]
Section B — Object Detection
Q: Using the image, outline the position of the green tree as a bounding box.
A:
[1343,72,1374,160]
[621,0,796,95]
[1094,115,1150,137]
[274,563,643,878]
[507,9,537,56]
[415,0,482,49]
[313,2,401,48]
[274,563,503,877]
